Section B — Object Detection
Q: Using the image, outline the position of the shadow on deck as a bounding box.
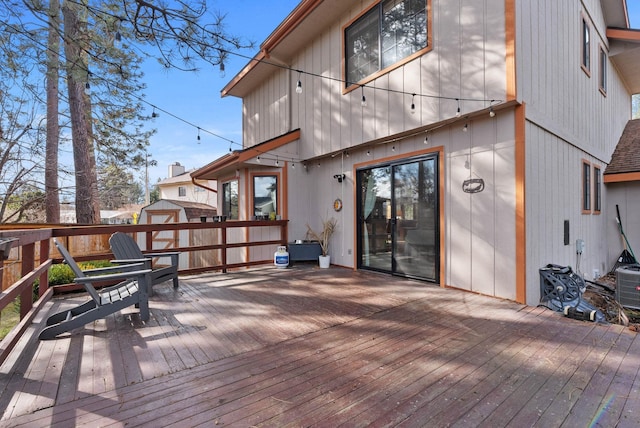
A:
[1,266,639,427]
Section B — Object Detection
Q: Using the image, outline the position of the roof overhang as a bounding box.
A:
[607,27,640,94]
[191,129,301,180]
[221,0,352,98]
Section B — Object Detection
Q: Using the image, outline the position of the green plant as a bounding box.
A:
[306,217,338,256]
[48,260,113,286]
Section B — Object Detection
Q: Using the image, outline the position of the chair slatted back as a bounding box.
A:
[53,239,101,303]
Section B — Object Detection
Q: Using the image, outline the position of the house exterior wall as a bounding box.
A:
[160,180,217,206]
[516,0,633,304]
[606,182,640,269]
[224,0,633,306]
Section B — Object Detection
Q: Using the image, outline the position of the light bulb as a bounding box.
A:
[361,95,367,107]
[256,156,261,163]
[410,103,415,114]
[84,82,91,95]
[114,31,122,48]
[424,134,429,144]
[296,80,302,94]
[463,123,468,132]
[456,106,461,117]
[489,107,496,117]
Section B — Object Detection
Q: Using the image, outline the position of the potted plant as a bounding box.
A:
[306,217,338,268]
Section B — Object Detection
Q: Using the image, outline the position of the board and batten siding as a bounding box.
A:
[241,0,507,157]
[517,0,632,305]
[446,113,516,300]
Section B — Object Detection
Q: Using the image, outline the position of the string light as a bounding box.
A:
[151,107,158,118]
[361,86,367,107]
[296,71,303,94]
[256,156,261,163]
[366,150,371,156]
[410,94,416,114]
[391,145,396,152]
[291,162,295,169]
[424,132,429,144]
[197,127,201,141]
[489,106,495,117]
[463,123,468,132]
[113,31,122,48]
[456,99,461,117]
[275,157,279,166]
[84,81,91,95]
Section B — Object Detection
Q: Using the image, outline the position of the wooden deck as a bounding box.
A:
[1,265,639,427]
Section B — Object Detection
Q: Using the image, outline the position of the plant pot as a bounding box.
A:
[319,255,330,268]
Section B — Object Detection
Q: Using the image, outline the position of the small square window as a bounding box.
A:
[178,186,186,197]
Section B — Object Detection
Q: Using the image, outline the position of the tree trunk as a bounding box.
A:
[45,0,61,223]
[62,0,100,224]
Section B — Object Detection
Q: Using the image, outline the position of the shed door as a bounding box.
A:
[357,154,438,281]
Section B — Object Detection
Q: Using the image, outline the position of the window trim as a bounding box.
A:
[593,166,601,214]
[251,173,280,217]
[582,160,591,214]
[581,15,591,76]
[598,45,607,96]
[342,0,432,93]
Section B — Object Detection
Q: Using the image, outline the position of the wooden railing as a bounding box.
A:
[0,220,288,365]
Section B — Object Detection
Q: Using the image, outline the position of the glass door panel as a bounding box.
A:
[358,154,438,282]
[359,166,392,271]
[392,158,437,280]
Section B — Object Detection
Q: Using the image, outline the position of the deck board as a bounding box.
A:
[1,265,639,427]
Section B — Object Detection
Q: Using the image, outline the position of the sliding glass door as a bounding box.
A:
[357,154,438,281]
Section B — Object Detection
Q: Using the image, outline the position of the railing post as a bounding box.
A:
[20,243,35,319]
[221,223,227,273]
[38,238,50,298]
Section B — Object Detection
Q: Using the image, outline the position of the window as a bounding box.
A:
[594,166,601,213]
[178,186,186,197]
[345,0,428,86]
[582,161,591,213]
[253,175,278,217]
[599,46,607,94]
[581,17,590,74]
[222,180,238,220]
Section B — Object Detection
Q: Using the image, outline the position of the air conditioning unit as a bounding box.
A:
[616,264,640,310]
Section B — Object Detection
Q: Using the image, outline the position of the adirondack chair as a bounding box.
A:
[38,239,152,340]
[109,232,179,289]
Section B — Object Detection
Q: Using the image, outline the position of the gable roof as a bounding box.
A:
[604,118,640,182]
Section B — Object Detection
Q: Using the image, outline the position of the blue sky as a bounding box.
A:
[141,1,640,186]
[142,0,299,185]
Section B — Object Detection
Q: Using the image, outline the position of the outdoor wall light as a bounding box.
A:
[334,174,346,183]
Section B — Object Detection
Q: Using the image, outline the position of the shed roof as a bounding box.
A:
[142,199,217,219]
[604,118,640,182]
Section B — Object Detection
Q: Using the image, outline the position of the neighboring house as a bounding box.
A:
[159,162,217,207]
[192,0,640,306]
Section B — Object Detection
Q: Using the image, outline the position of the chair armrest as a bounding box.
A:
[75,268,152,283]
[111,258,151,265]
[142,251,180,258]
[81,262,148,276]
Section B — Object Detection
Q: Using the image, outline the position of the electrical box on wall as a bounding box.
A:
[576,239,585,254]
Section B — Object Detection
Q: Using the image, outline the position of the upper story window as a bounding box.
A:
[222,180,239,220]
[345,0,428,87]
[599,46,607,95]
[581,17,590,75]
[178,186,186,197]
[253,175,278,217]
